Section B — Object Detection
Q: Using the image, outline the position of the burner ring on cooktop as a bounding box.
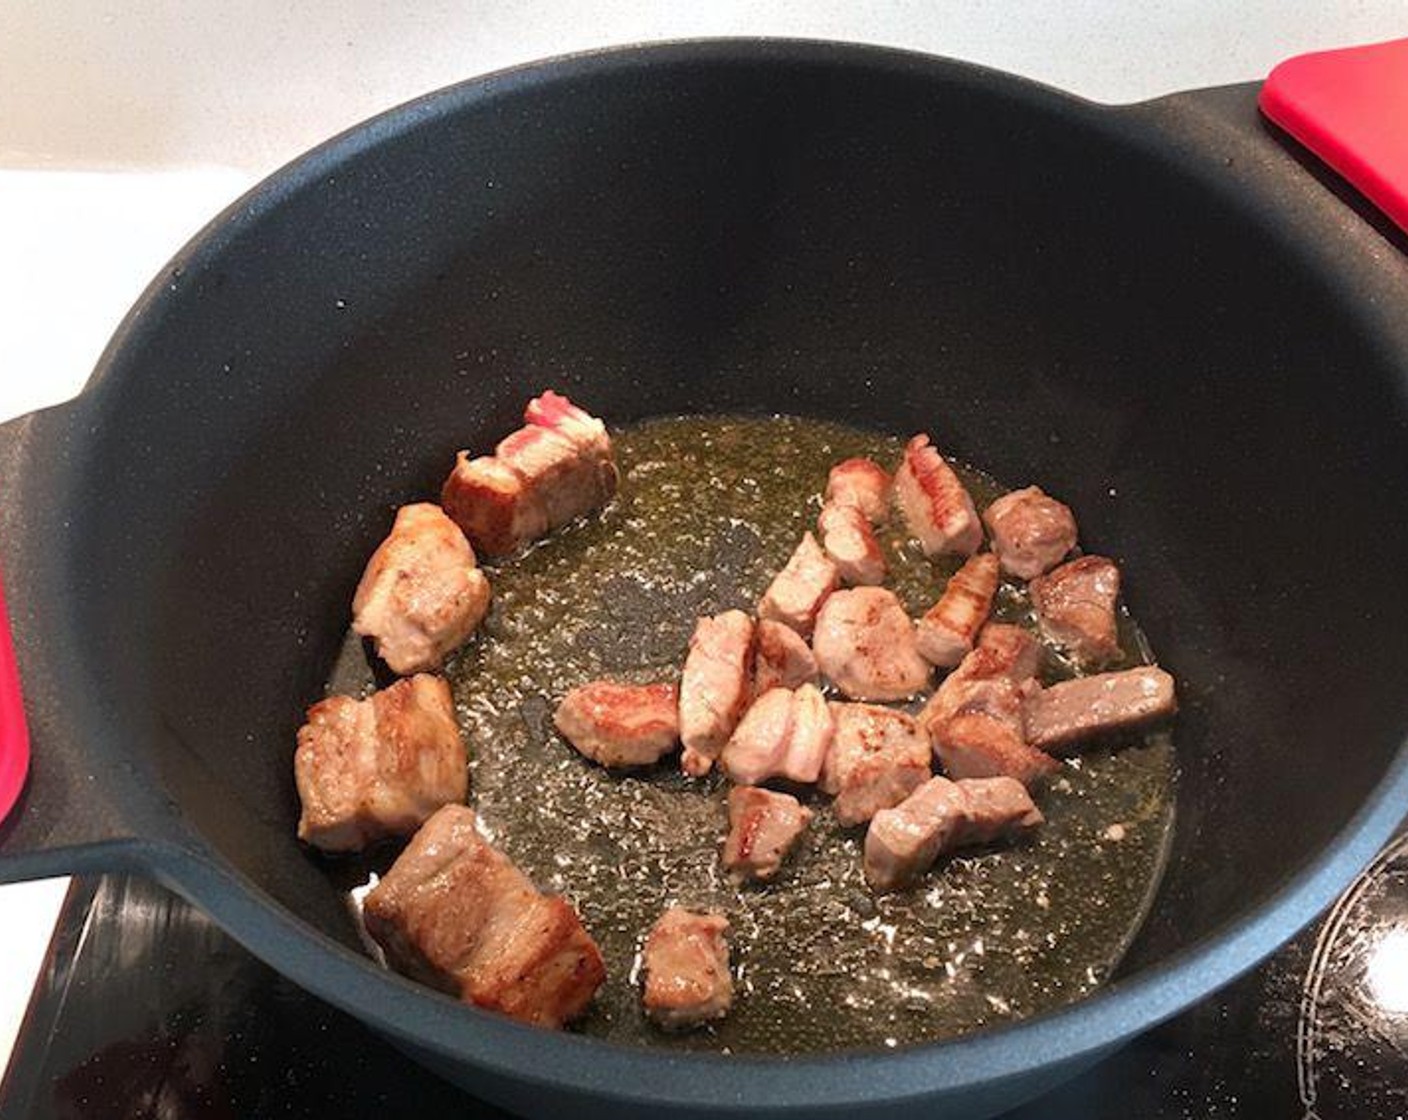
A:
[1298,829,1408,1120]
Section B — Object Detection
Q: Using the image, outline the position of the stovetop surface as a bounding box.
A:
[6,823,1408,1119]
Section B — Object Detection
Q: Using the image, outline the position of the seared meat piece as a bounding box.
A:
[780,685,835,783]
[894,434,982,557]
[352,503,491,676]
[813,587,930,701]
[821,703,932,825]
[642,908,733,1030]
[364,804,605,1027]
[723,786,812,881]
[916,552,1000,668]
[295,674,467,853]
[523,389,613,459]
[720,684,834,786]
[824,457,892,523]
[753,619,818,694]
[934,705,1059,788]
[554,681,680,768]
[982,486,1077,580]
[920,624,1059,788]
[493,424,613,530]
[1030,555,1123,665]
[956,775,1044,845]
[720,688,790,785]
[969,622,1045,681]
[441,391,617,555]
[864,775,1043,892]
[758,532,840,637]
[1024,667,1177,753]
[679,610,756,777]
[817,502,887,585]
[866,774,964,891]
[920,623,1042,730]
[440,453,545,556]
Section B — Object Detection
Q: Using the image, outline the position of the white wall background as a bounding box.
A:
[1,1,1404,173]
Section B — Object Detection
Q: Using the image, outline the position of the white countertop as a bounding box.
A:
[1,0,1400,1089]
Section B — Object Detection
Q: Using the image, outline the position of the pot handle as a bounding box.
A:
[0,564,29,830]
[1260,37,1408,235]
[0,407,167,884]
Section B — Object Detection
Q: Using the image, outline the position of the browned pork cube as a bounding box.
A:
[723,786,812,881]
[679,610,755,777]
[969,622,1045,681]
[758,532,839,637]
[1024,667,1177,753]
[352,503,491,675]
[817,502,887,586]
[825,457,893,523]
[894,434,982,557]
[295,674,467,852]
[720,687,790,785]
[864,775,1043,892]
[982,486,1078,580]
[642,908,733,1030]
[720,683,834,786]
[753,619,818,694]
[934,703,1059,788]
[916,552,1000,668]
[783,684,835,783]
[364,805,605,1027]
[920,624,1058,788]
[553,681,680,768]
[957,775,1045,846]
[865,774,966,892]
[919,623,1042,731]
[524,389,613,458]
[1030,555,1123,665]
[440,453,544,556]
[493,424,613,531]
[440,391,618,555]
[813,586,930,701]
[821,703,932,825]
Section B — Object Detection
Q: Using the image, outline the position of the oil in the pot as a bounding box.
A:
[332,415,1176,1055]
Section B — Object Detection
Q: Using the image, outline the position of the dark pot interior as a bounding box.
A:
[5,42,1408,1118]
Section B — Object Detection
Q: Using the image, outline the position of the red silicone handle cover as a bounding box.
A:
[1260,37,1408,234]
[0,568,30,825]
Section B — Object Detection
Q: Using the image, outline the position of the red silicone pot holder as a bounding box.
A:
[1260,37,1408,235]
[0,567,28,826]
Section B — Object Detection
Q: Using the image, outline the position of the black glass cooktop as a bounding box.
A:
[6,824,1408,1119]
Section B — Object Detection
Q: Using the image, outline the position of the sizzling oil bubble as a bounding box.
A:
[338,415,1176,1055]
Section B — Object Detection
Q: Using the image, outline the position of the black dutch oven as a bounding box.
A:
[2,39,1408,1120]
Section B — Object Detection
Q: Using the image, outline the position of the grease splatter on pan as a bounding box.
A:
[330,414,1176,1055]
